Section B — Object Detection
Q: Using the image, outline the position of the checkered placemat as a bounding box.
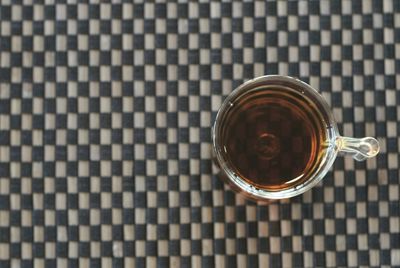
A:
[0,1,399,267]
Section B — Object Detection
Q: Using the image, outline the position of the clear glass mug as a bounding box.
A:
[212,75,380,201]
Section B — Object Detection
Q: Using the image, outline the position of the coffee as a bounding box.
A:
[218,86,328,190]
[213,75,379,200]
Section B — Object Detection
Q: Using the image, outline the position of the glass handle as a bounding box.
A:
[336,136,380,161]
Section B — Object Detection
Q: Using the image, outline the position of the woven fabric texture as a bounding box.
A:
[0,1,399,267]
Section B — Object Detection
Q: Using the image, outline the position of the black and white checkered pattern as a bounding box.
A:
[0,1,399,267]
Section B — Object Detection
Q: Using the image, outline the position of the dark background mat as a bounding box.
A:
[0,1,399,267]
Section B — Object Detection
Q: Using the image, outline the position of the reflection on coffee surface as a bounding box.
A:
[220,87,327,190]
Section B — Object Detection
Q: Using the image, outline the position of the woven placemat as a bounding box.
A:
[0,1,399,267]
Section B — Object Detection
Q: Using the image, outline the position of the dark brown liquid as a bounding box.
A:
[220,86,327,190]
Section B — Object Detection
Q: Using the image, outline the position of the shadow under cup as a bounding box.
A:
[212,76,339,201]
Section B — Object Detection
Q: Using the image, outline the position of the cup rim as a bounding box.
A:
[212,75,339,200]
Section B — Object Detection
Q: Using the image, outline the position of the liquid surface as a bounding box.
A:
[221,87,326,190]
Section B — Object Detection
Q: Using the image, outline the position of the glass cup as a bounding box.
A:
[212,75,380,201]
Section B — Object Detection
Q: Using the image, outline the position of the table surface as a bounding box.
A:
[0,1,399,267]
